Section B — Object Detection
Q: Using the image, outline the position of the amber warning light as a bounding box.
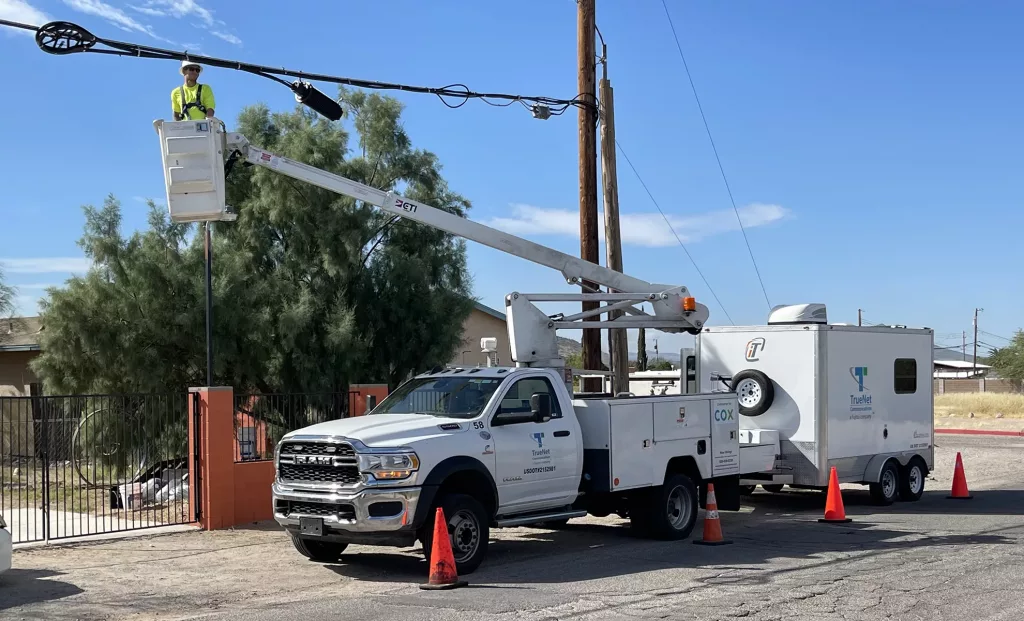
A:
[682,297,696,312]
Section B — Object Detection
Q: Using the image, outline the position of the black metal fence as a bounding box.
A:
[233,392,358,463]
[0,393,193,544]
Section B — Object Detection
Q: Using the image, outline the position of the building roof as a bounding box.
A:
[473,301,505,321]
[0,316,42,351]
[934,359,992,370]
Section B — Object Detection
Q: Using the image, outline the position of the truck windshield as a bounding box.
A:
[368,376,504,419]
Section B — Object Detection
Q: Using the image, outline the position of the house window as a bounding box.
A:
[894,358,917,394]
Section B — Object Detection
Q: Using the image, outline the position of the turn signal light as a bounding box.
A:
[682,297,696,312]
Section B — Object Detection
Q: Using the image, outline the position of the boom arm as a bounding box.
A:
[154,118,710,368]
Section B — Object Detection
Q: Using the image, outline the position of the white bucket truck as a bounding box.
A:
[152,119,909,575]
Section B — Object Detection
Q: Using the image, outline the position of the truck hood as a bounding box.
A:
[281,413,472,448]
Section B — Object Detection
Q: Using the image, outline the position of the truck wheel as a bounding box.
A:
[647,473,699,540]
[898,458,927,502]
[290,533,348,562]
[870,460,900,506]
[732,369,774,417]
[421,493,489,575]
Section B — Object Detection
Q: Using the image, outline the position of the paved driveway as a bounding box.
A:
[4,434,1023,621]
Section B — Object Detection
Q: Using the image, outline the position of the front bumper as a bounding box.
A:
[272,482,424,547]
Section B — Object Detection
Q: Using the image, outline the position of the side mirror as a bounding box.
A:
[530,393,552,423]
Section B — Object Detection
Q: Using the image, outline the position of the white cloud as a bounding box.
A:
[0,258,92,274]
[486,203,790,248]
[210,30,240,45]
[64,0,154,35]
[129,0,242,45]
[0,0,51,33]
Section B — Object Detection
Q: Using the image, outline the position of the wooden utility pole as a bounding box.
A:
[973,308,983,372]
[857,309,862,327]
[577,0,601,392]
[962,331,966,361]
[598,33,628,396]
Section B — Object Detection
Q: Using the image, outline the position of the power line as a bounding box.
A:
[658,0,772,312]
[980,330,1014,342]
[0,19,595,118]
[614,139,734,325]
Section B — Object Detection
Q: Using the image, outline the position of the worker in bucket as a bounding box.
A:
[172,60,216,121]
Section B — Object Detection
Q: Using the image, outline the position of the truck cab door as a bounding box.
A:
[488,374,580,515]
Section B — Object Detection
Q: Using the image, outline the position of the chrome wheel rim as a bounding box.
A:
[736,379,762,408]
[883,469,897,498]
[666,485,692,529]
[448,509,479,563]
[909,465,923,495]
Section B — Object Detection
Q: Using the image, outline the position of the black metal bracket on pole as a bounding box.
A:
[205,222,213,387]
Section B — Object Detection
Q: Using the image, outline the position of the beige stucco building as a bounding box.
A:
[0,316,41,397]
[449,302,512,368]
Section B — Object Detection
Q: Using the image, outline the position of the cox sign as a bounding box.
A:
[713,407,735,424]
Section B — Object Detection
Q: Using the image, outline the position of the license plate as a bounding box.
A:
[299,517,324,537]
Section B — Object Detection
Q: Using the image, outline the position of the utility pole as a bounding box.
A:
[962,331,966,361]
[598,27,628,397]
[577,0,601,393]
[858,308,862,327]
[972,308,983,374]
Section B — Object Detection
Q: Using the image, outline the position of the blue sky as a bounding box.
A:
[1,0,1021,358]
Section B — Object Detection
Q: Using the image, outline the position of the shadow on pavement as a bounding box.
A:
[318,489,1020,585]
[0,568,84,610]
[741,486,1024,517]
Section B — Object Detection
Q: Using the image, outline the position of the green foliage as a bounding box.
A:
[988,330,1024,386]
[0,264,15,319]
[31,88,475,395]
[647,359,674,371]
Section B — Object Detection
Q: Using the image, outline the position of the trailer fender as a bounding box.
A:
[862,454,903,484]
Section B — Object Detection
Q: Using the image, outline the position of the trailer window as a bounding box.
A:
[894,358,917,394]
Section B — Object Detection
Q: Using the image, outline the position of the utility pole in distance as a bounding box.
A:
[597,27,628,397]
[973,308,983,373]
[577,0,601,393]
[962,331,966,361]
[858,308,862,326]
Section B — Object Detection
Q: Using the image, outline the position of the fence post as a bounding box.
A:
[188,386,235,530]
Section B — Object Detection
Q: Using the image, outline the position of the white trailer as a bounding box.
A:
[691,304,934,504]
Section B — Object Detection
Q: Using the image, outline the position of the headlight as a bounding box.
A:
[358,452,420,480]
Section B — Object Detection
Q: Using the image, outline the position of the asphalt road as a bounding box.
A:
[5,435,1023,621]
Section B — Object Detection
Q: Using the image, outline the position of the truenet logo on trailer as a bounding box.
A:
[744,337,766,362]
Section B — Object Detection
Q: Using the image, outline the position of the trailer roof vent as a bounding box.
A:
[767,303,828,325]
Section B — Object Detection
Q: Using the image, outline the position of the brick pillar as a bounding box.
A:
[188,386,235,530]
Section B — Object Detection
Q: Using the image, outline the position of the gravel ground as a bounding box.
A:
[3,434,1022,621]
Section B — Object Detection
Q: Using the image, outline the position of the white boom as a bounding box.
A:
[154,118,710,368]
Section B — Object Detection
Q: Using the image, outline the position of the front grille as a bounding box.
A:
[277,439,360,486]
[279,442,355,458]
[279,500,356,520]
[278,463,361,485]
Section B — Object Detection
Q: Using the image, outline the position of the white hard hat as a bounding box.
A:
[180,59,202,75]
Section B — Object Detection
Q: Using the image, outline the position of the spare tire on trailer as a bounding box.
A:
[732,369,774,417]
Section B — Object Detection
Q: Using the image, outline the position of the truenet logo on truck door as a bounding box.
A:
[849,366,873,420]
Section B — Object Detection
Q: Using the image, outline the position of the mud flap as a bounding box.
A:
[699,474,741,511]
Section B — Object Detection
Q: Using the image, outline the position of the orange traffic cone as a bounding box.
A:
[947,452,973,500]
[693,483,732,546]
[818,466,852,523]
[419,507,468,590]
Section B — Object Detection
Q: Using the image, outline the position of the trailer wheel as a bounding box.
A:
[870,460,900,506]
[646,473,699,540]
[732,369,774,417]
[898,458,927,502]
